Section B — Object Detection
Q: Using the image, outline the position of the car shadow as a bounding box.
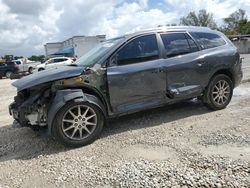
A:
[0,99,210,162]
[102,99,209,138]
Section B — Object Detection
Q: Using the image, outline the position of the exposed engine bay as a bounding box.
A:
[9,84,51,129]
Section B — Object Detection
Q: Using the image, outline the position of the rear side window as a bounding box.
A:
[117,34,159,65]
[54,58,66,63]
[185,34,199,52]
[160,33,198,58]
[190,32,226,49]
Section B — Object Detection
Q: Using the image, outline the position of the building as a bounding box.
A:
[228,35,250,54]
[44,35,106,58]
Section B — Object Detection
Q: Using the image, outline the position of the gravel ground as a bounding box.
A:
[0,77,250,187]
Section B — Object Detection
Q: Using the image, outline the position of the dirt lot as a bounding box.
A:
[0,69,250,187]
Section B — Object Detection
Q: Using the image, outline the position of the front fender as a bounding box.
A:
[47,89,106,135]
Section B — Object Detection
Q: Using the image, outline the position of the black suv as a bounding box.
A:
[9,26,243,147]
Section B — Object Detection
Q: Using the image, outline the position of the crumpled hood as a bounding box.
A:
[12,66,84,91]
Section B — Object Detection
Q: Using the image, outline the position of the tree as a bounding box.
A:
[180,9,217,29]
[28,55,45,62]
[223,9,250,35]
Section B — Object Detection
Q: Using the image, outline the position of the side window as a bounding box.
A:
[190,32,226,49]
[160,33,192,58]
[185,34,199,52]
[117,35,159,66]
[53,59,64,63]
[47,59,54,64]
[15,61,21,65]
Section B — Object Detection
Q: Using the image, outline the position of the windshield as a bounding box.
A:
[75,37,125,66]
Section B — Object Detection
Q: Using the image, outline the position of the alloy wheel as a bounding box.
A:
[211,80,231,105]
[61,105,97,141]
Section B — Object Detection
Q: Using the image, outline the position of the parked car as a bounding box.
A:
[0,61,20,78]
[9,26,243,147]
[12,59,40,74]
[35,57,74,71]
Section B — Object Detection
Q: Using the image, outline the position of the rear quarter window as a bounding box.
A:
[190,32,226,49]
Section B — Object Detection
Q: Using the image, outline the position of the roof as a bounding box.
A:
[49,56,71,59]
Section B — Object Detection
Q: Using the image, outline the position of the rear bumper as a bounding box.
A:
[234,70,243,87]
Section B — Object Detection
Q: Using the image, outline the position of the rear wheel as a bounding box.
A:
[28,67,33,74]
[203,74,233,110]
[5,71,13,78]
[52,101,104,147]
[38,68,44,72]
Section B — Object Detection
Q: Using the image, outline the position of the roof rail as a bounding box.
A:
[137,26,212,33]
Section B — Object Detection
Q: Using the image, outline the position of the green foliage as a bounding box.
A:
[180,9,217,29]
[28,55,45,62]
[222,9,250,35]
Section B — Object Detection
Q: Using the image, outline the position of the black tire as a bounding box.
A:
[28,67,33,74]
[38,68,44,72]
[52,101,104,147]
[202,74,233,110]
[5,71,13,78]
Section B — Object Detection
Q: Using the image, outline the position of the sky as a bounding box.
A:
[0,0,250,56]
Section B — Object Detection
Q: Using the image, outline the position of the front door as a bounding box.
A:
[107,34,166,114]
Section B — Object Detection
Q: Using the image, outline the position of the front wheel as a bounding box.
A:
[52,101,104,147]
[202,74,233,110]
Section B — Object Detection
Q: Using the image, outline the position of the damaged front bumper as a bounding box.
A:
[9,89,49,129]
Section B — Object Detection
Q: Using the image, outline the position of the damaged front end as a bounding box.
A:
[9,83,52,130]
[9,66,85,130]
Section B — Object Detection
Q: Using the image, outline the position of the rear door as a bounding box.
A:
[160,32,208,99]
[107,34,167,114]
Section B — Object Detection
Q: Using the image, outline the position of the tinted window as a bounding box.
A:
[15,61,21,65]
[190,32,226,49]
[185,34,199,52]
[54,59,65,63]
[161,33,196,58]
[117,35,159,65]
